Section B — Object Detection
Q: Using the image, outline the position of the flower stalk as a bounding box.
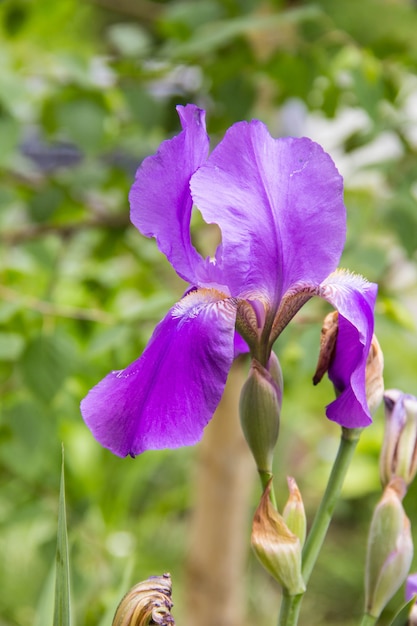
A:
[277,427,361,626]
[302,427,362,582]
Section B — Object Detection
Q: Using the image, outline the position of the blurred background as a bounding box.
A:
[1,0,417,624]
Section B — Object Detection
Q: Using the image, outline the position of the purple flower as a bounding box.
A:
[81,104,377,457]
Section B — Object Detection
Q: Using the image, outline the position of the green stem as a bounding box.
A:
[258,469,277,508]
[359,613,378,626]
[278,592,303,626]
[302,427,362,583]
[276,428,361,626]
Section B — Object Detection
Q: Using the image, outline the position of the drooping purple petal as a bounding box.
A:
[81,289,237,457]
[319,270,378,428]
[191,122,346,306]
[129,104,212,285]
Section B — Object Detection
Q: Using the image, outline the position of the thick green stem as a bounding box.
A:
[278,592,303,626]
[273,427,361,626]
[359,613,378,626]
[266,428,360,626]
[302,427,361,583]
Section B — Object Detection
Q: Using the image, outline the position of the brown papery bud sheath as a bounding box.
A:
[251,480,305,595]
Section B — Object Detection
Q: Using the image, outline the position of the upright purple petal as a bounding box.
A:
[191,122,346,306]
[319,270,378,428]
[81,289,237,457]
[129,104,211,285]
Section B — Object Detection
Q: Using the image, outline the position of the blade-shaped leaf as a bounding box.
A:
[388,596,416,626]
[53,446,71,626]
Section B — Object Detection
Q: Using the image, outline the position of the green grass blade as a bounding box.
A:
[53,446,71,626]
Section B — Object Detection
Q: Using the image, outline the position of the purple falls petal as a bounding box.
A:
[319,270,378,428]
[129,104,210,285]
[191,122,346,306]
[81,289,237,457]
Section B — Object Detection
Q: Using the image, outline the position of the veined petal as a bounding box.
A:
[319,270,378,428]
[191,122,345,305]
[81,290,237,457]
[129,104,210,284]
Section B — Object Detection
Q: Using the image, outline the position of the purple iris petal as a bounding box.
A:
[234,331,250,358]
[129,104,213,286]
[319,271,378,428]
[81,290,237,457]
[191,122,346,306]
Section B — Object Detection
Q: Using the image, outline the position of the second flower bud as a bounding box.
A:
[239,353,283,474]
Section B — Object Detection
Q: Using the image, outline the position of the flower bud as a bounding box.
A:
[112,573,175,626]
[282,477,306,547]
[251,480,305,595]
[380,390,417,488]
[365,478,413,619]
[313,312,384,416]
[406,573,417,626]
[239,355,282,473]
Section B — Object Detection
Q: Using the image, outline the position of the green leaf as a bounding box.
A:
[88,325,132,356]
[388,596,416,626]
[53,446,71,626]
[0,117,20,166]
[20,333,76,403]
[0,332,25,361]
[163,6,321,58]
[56,97,107,153]
[107,23,151,57]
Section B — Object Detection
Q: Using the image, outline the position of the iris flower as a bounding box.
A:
[81,104,377,458]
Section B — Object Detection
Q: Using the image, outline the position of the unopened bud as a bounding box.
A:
[365,478,413,619]
[380,390,417,488]
[406,573,417,626]
[313,313,384,416]
[282,477,306,547]
[112,573,175,626]
[251,480,305,595]
[239,355,282,473]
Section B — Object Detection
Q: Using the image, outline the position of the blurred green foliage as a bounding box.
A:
[1,0,417,625]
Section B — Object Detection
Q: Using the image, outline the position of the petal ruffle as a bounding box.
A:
[81,289,237,457]
[191,122,346,306]
[319,270,378,428]
[129,104,211,285]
